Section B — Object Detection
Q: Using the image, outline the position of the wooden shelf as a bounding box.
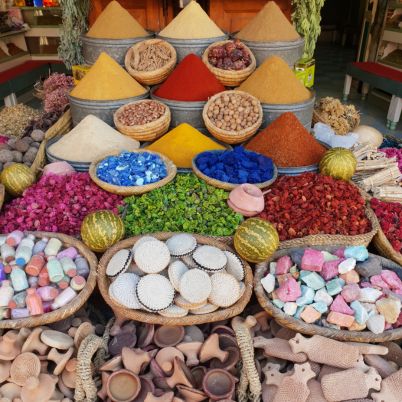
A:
[0,53,30,73]
[0,29,29,39]
[383,29,402,44]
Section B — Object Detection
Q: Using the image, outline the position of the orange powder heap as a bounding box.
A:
[246,112,326,167]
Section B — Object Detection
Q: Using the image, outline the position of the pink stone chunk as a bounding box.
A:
[301,249,324,272]
[276,255,293,275]
[360,282,372,288]
[330,295,354,316]
[370,275,390,290]
[277,273,293,286]
[276,277,302,302]
[341,284,361,303]
[334,248,345,258]
[381,270,402,290]
[327,311,355,328]
[321,260,340,281]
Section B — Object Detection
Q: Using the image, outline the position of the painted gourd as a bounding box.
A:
[0,163,35,196]
[354,125,383,148]
[234,218,279,263]
[319,148,357,181]
[81,210,125,252]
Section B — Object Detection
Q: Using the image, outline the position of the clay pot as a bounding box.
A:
[210,347,240,371]
[133,377,155,402]
[48,347,74,375]
[22,328,48,356]
[58,376,74,399]
[153,376,171,391]
[0,382,21,400]
[137,324,155,348]
[122,347,151,375]
[210,326,235,337]
[144,391,174,402]
[154,326,185,348]
[0,361,11,383]
[217,335,238,351]
[166,357,195,389]
[61,359,77,388]
[73,322,95,349]
[106,369,141,402]
[177,385,207,402]
[150,359,165,378]
[228,184,264,217]
[21,374,57,402]
[0,331,21,360]
[155,347,185,375]
[97,372,110,400]
[202,369,236,401]
[100,355,123,372]
[109,331,137,356]
[191,366,207,389]
[176,342,202,367]
[17,328,32,346]
[200,335,229,364]
[184,326,204,343]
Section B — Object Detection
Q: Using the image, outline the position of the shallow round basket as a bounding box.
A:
[125,39,177,86]
[192,151,277,191]
[312,109,360,135]
[255,245,402,342]
[0,231,97,329]
[89,149,177,196]
[98,232,253,325]
[202,90,263,144]
[202,40,256,87]
[373,227,402,266]
[113,99,171,142]
[0,184,4,211]
[277,164,319,176]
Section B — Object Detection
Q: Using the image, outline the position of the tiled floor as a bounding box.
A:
[314,43,402,137]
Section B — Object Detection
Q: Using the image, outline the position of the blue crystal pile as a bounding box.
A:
[195,146,275,184]
[96,151,167,186]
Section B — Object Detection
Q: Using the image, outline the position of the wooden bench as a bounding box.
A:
[343,62,402,130]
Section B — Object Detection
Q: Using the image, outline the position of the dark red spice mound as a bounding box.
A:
[0,173,123,235]
[371,198,402,253]
[154,53,225,101]
[258,173,371,241]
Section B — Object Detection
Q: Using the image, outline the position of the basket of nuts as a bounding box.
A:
[202,39,256,87]
[203,90,263,144]
[113,99,171,142]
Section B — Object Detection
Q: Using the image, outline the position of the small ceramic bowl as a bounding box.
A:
[228,183,265,216]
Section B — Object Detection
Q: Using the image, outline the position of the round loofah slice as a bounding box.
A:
[224,251,244,281]
[238,281,246,298]
[132,235,159,256]
[159,305,189,318]
[166,233,197,257]
[181,255,198,269]
[127,263,145,276]
[192,245,227,272]
[209,272,240,308]
[179,269,212,304]
[174,294,207,310]
[106,249,132,278]
[168,260,189,291]
[190,303,219,315]
[109,273,142,309]
[135,240,171,274]
[136,274,175,311]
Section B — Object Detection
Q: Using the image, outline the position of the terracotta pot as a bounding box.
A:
[0,331,21,360]
[184,326,204,343]
[217,334,238,351]
[137,324,155,348]
[210,347,240,371]
[202,369,236,401]
[122,347,151,375]
[210,326,235,337]
[144,391,174,402]
[150,359,165,378]
[228,184,264,216]
[100,355,123,372]
[133,377,155,402]
[154,326,185,348]
[107,369,141,402]
[155,347,185,375]
[191,366,207,389]
[109,331,137,356]
[200,335,229,364]
[20,374,57,402]
[176,342,202,367]
[166,357,195,389]
[177,385,207,402]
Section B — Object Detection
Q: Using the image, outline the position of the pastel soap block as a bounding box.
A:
[301,248,324,272]
[370,275,389,290]
[340,269,360,284]
[296,285,315,306]
[330,295,354,316]
[321,259,340,281]
[359,287,382,303]
[261,273,275,294]
[341,284,361,303]
[334,248,345,258]
[269,262,277,275]
[338,258,356,274]
[367,314,385,334]
[314,288,333,306]
[350,300,369,325]
[276,255,292,275]
[381,270,402,290]
[272,299,285,309]
[311,301,328,314]
[294,305,306,319]
[300,305,322,323]
[322,251,339,262]
[284,302,298,316]
[344,246,369,262]
[327,311,355,328]
[326,278,345,296]
[276,277,301,302]
[376,297,401,324]
[300,271,325,290]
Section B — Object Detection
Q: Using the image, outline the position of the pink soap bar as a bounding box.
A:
[276,277,301,302]
[330,295,354,316]
[341,284,361,303]
[381,270,402,290]
[321,259,340,281]
[327,311,355,328]
[301,249,324,272]
[370,275,389,290]
[334,248,345,258]
[276,256,292,275]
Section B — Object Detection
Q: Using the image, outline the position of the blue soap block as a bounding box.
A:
[344,246,369,262]
[350,300,369,324]
[311,301,328,314]
[296,285,315,306]
[272,299,285,309]
[326,278,345,296]
[294,305,306,319]
[300,271,325,290]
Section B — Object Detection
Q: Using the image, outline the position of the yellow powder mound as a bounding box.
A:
[70,52,146,101]
[239,56,311,104]
[159,1,224,39]
[236,1,300,42]
[87,0,148,39]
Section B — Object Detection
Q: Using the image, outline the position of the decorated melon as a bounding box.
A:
[1,163,35,196]
[234,218,279,263]
[81,210,125,252]
[319,148,357,181]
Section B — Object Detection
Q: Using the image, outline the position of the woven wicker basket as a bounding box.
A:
[97,232,253,325]
[312,109,360,135]
[0,184,4,211]
[192,153,277,191]
[203,91,263,144]
[255,245,402,342]
[0,231,97,329]
[88,149,177,196]
[202,41,256,87]
[113,99,171,142]
[373,228,402,266]
[125,39,177,86]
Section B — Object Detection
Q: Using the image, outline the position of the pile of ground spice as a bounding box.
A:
[87,0,148,39]
[238,55,311,104]
[159,1,224,39]
[70,52,146,100]
[245,112,326,167]
[236,2,300,42]
[154,54,225,101]
[146,123,225,168]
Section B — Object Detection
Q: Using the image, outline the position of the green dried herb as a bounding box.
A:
[120,174,243,236]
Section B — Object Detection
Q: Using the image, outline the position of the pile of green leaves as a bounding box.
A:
[120,174,243,236]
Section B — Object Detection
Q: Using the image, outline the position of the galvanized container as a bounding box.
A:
[150,87,206,129]
[261,91,315,131]
[239,37,305,67]
[82,32,154,65]
[69,89,150,127]
[277,164,318,176]
[156,34,228,62]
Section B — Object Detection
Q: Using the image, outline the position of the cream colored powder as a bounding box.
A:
[49,115,140,163]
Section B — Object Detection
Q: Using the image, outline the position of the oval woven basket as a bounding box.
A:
[0,231,97,329]
[202,90,263,144]
[125,39,177,86]
[254,245,402,342]
[0,184,4,211]
[373,227,402,266]
[113,99,171,142]
[89,149,177,196]
[192,151,278,191]
[97,232,253,325]
[202,40,256,87]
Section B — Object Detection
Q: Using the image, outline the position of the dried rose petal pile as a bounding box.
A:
[0,173,123,235]
[371,198,402,253]
[258,173,371,241]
